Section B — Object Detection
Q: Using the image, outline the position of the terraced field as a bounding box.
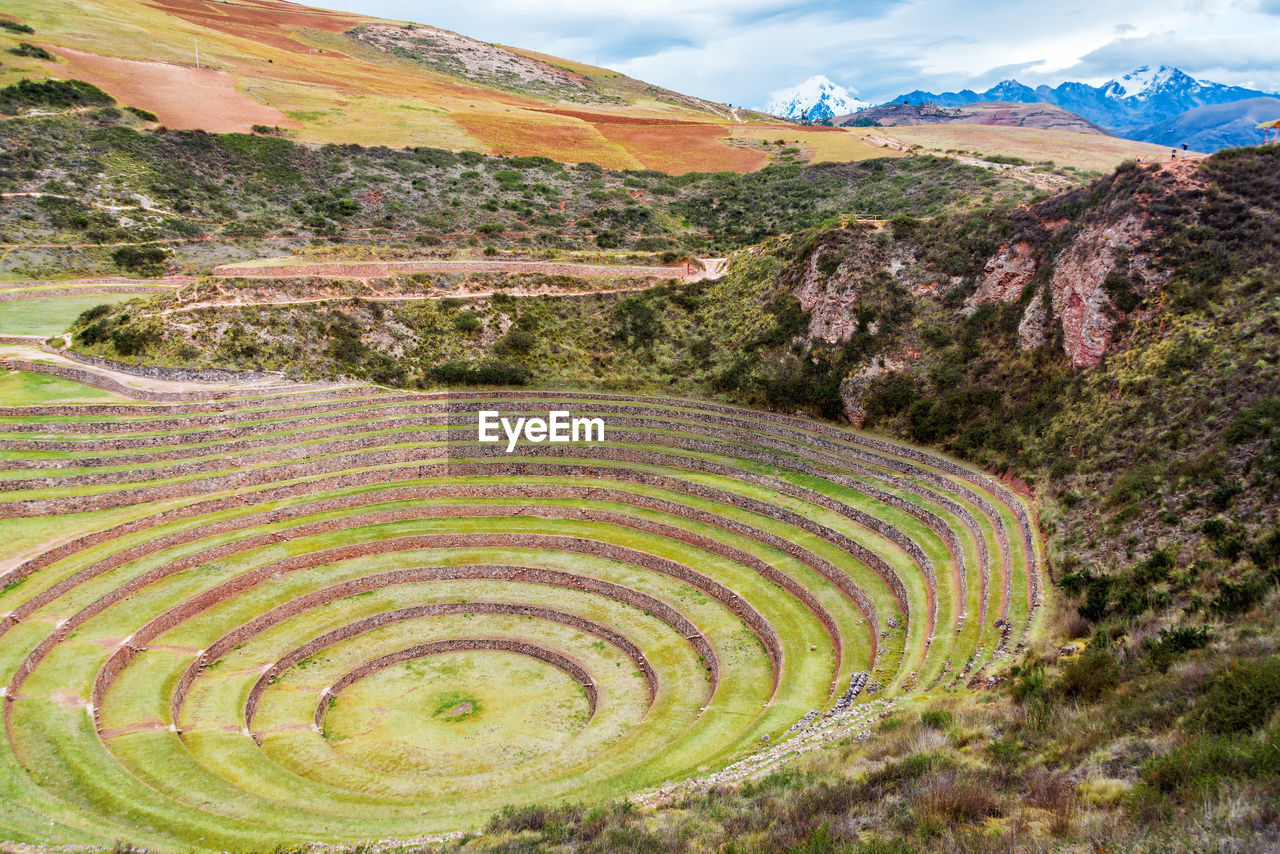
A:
[0,376,1044,849]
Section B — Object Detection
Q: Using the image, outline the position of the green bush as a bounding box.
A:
[920,710,954,730]
[1188,658,1280,734]
[1142,727,1280,794]
[0,78,113,114]
[611,296,660,349]
[7,43,53,60]
[110,245,167,276]
[110,325,158,356]
[0,21,35,35]
[429,359,531,386]
[74,304,113,326]
[1058,644,1120,702]
[498,328,536,355]
[1224,397,1280,444]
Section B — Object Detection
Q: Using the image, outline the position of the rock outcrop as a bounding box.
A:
[964,241,1037,313]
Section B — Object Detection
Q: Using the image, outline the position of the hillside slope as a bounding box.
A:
[0,0,1176,174]
[1133,97,1280,152]
[47,141,1280,852]
[838,101,1109,136]
[0,0,796,171]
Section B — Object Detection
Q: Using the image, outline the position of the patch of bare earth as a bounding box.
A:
[53,47,299,133]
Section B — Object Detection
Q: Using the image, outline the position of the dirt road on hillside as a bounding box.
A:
[212,257,725,282]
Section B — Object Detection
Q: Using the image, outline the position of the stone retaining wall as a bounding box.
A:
[82,532,778,722]
[0,482,879,677]
[318,638,600,728]
[40,345,281,384]
[188,564,713,737]
[217,600,659,738]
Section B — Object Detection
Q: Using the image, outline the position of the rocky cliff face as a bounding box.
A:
[979,209,1163,367]
[782,161,1196,385]
[785,227,917,345]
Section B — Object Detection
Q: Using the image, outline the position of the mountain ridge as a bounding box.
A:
[887,65,1277,149]
[764,74,869,122]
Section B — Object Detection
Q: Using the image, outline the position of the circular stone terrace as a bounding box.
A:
[0,379,1044,850]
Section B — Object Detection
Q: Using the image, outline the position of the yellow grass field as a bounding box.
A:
[854,124,1181,172]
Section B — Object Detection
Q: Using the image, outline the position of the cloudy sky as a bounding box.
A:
[314,0,1280,107]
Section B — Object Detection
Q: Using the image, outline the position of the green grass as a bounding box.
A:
[0,369,125,405]
[0,294,136,336]
[0,389,1042,850]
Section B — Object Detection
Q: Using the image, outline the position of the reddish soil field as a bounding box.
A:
[594,123,767,173]
[453,111,636,168]
[539,108,705,127]
[55,47,299,133]
[145,0,357,54]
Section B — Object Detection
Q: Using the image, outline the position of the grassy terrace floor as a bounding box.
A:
[0,382,1044,850]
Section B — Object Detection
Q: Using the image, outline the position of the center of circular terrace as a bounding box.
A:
[322,650,592,777]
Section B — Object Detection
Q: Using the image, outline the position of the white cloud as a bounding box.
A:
[323,0,1280,105]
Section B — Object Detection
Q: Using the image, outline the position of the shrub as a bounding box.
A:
[1211,575,1267,616]
[1187,658,1280,734]
[452,312,480,332]
[863,372,917,420]
[429,359,531,386]
[816,251,842,277]
[498,328,536,355]
[0,21,35,35]
[611,296,660,349]
[919,710,953,730]
[912,771,1000,826]
[1058,644,1120,702]
[1224,397,1280,445]
[110,245,167,276]
[1102,269,1140,313]
[74,304,113,326]
[1009,663,1050,706]
[1145,625,1211,668]
[7,43,53,60]
[110,325,158,356]
[125,105,157,122]
[0,78,113,114]
[1141,727,1280,794]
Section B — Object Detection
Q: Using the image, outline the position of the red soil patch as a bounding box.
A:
[54,47,299,134]
[453,111,634,169]
[145,0,357,55]
[538,107,703,126]
[593,122,766,174]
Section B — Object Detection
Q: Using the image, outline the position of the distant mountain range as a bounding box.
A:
[766,66,1279,151]
[887,66,1278,150]
[765,75,869,122]
[836,101,1109,135]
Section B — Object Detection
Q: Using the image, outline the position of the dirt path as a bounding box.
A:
[0,276,192,292]
[0,341,335,396]
[155,282,673,315]
[211,257,723,282]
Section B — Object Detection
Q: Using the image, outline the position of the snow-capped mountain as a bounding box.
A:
[884,66,1276,150]
[765,75,869,122]
[1102,65,1181,99]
